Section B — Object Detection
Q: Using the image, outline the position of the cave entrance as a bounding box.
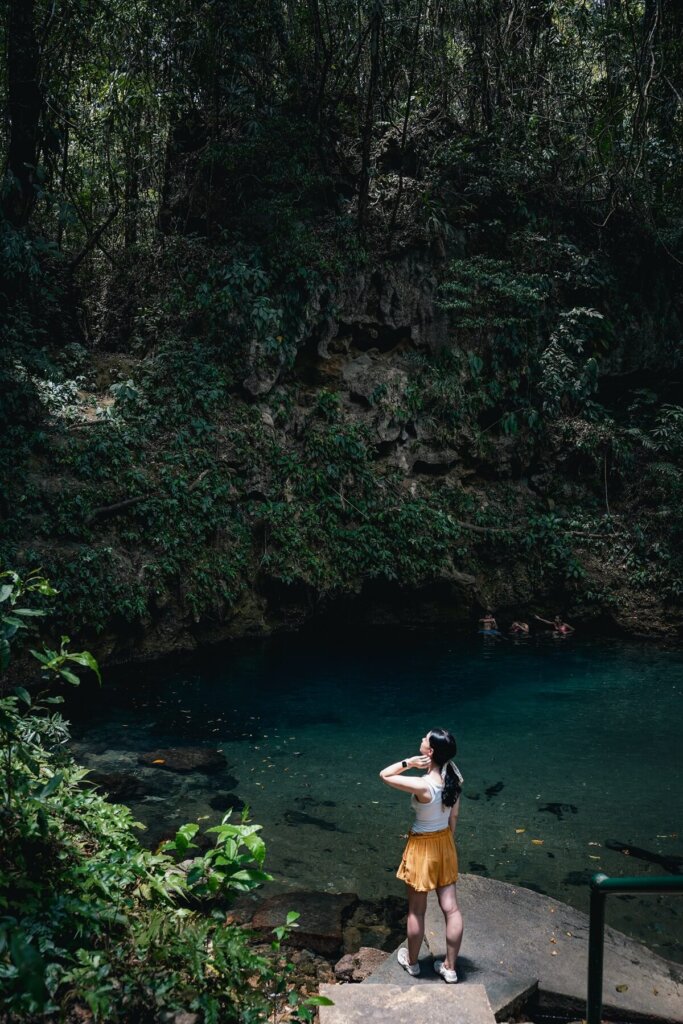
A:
[350,322,411,354]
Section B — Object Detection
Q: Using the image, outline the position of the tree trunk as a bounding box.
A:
[596,0,625,155]
[124,111,142,248]
[657,0,683,141]
[389,0,425,234]
[357,1,382,237]
[3,0,43,227]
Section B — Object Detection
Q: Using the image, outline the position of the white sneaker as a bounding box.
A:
[397,947,420,976]
[433,959,458,983]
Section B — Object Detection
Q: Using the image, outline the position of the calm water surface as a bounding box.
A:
[66,631,683,962]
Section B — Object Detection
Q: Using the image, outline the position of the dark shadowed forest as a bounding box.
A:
[2,0,683,657]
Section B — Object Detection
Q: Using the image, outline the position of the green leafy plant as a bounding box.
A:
[0,570,332,1022]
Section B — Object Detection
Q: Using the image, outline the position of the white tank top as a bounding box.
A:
[410,779,451,834]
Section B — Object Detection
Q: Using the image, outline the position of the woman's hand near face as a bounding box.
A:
[408,755,431,770]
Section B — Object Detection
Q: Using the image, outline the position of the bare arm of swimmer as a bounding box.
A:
[379,756,431,800]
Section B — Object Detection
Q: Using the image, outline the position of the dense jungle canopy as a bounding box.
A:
[1,0,683,654]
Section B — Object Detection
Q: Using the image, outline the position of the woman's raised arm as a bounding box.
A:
[379,755,431,796]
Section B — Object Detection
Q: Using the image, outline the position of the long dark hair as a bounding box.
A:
[428,728,462,808]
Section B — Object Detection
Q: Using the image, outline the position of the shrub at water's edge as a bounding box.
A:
[0,570,332,1022]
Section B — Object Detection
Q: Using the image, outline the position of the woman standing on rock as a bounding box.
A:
[379,728,464,983]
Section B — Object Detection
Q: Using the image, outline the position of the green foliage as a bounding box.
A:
[538,309,604,416]
[437,256,548,330]
[437,258,607,433]
[0,572,331,1022]
[0,569,56,674]
[0,697,277,1021]
[651,404,683,456]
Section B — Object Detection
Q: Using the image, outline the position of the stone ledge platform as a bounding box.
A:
[320,982,496,1024]
[359,874,683,1022]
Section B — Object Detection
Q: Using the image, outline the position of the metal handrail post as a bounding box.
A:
[586,872,683,1024]
[587,874,608,1024]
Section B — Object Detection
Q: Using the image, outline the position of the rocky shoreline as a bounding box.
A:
[228,889,398,1024]
[235,877,683,1024]
[64,591,683,679]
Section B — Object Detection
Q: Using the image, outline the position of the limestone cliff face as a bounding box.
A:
[79,249,679,667]
[242,250,450,397]
[7,233,680,673]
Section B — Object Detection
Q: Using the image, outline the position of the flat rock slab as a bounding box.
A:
[137,747,227,773]
[251,891,358,957]
[366,940,536,1019]
[319,982,496,1024]
[449,875,683,1021]
[367,874,682,1021]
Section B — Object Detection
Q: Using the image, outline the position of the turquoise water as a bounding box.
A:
[66,631,683,962]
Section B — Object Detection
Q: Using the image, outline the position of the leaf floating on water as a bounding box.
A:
[615,984,629,993]
[515,828,526,833]
[152,759,165,764]
[531,839,544,845]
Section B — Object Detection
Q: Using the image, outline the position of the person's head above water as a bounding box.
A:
[421,728,462,807]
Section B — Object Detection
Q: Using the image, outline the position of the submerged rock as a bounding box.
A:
[87,769,148,802]
[538,802,578,820]
[342,895,407,953]
[484,781,504,799]
[284,809,340,831]
[138,747,227,773]
[209,792,245,813]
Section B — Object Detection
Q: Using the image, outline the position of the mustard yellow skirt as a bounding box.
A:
[396,827,458,892]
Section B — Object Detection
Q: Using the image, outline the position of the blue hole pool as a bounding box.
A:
[65,630,683,963]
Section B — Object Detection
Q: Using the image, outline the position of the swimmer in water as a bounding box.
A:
[509,620,530,635]
[534,613,575,635]
[478,612,498,634]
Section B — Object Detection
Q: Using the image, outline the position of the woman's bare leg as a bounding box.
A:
[436,883,463,970]
[406,885,428,965]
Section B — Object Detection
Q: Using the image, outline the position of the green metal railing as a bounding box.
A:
[587,872,683,1024]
